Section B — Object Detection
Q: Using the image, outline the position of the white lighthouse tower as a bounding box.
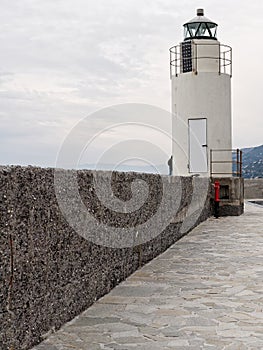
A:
[170,9,232,177]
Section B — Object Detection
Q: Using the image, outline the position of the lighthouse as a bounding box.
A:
[170,9,232,177]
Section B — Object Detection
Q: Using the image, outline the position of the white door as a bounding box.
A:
[188,118,208,173]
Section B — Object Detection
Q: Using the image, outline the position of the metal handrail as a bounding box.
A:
[210,149,243,177]
[170,42,232,78]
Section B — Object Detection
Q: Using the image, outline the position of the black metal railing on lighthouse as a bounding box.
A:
[169,42,232,78]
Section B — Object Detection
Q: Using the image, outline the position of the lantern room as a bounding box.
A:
[183,9,218,41]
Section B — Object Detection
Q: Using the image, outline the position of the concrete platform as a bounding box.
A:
[33,202,263,349]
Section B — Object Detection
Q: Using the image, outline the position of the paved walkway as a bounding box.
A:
[34,202,263,350]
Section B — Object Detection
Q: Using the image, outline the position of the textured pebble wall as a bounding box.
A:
[0,166,211,350]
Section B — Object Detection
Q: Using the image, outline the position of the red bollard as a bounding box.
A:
[214,181,220,218]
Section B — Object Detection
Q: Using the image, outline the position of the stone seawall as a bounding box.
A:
[244,179,263,199]
[0,166,211,350]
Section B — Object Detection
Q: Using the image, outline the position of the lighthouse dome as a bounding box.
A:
[183,9,218,41]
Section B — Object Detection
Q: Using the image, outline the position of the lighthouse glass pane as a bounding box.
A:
[187,23,199,37]
[196,23,208,36]
[188,118,208,173]
[207,23,217,38]
[184,26,190,39]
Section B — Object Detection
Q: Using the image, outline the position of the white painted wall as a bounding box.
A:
[172,71,232,176]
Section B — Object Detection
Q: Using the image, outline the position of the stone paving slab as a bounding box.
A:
[32,202,263,349]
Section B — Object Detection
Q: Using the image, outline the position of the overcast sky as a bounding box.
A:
[1,0,262,167]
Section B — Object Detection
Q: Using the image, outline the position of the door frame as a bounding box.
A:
[188,117,208,173]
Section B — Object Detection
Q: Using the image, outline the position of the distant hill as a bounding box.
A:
[241,144,263,178]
